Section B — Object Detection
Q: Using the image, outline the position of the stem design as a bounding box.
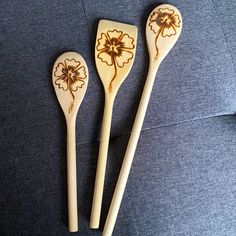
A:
[108,57,117,93]
[68,79,75,113]
[154,27,163,61]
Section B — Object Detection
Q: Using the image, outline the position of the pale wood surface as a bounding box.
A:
[103,5,182,236]
[90,20,138,229]
[52,52,89,232]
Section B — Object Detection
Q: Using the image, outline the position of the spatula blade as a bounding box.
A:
[95,20,138,95]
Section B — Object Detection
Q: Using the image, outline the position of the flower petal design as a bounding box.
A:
[95,29,136,92]
[149,11,160,22]
[148,8,181,61]
[65,58,80,68]
[149,21,160,34]
[71,66,87,91]
[71,70,86,91]
[75,66,87,79]
[115,50,133,68]
[107,30,122,41]
[172,14,181,27]
[54,57,87,113]
[55,76,68,91]
[98,51,113,66]
[161,24,176,37]
[121,34,135,49]
[159,8,174,16]
[97,33,108,51]
[54,62,65,77]
[71,79,86,91]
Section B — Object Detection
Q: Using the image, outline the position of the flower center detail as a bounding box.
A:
[105,38,125,57]
[61,66,80,82]
[161,15,172,25]
[68,71,73,77]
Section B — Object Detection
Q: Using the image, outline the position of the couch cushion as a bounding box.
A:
[1,115,235,235]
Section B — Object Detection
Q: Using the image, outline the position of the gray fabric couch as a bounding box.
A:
[1,0,235,235]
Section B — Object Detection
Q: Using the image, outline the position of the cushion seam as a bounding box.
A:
[210,0,236,75]
[5,114,235,164]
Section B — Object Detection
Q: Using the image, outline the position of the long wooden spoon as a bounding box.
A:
[103,4,182,236]
[90,20,138,229]
[52,52,89,232]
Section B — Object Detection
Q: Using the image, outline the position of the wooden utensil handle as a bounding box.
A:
[67,118,78,232]
[103,64,158,236]
[90,98,113,228]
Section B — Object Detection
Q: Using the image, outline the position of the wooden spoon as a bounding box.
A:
[103,4,182,236]
[90,20,138,229]
[52,51,89,232]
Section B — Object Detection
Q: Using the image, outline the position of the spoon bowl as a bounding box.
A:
[52,52,88,119]
[146,4,182,64]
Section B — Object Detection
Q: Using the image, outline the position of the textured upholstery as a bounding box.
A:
[1,0,236,235]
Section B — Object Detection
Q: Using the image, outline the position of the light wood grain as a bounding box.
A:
[52,52,89,232]
[90,20,138,229]
[103,5,182,236]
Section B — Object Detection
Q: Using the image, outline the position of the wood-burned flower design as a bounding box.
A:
[54,58,87,113]
[96,29,135,92]
[149,8,181,60]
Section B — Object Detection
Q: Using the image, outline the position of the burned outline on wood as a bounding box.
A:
[148,7,181,61]
[96,29,135,93]
[54,58,87,113]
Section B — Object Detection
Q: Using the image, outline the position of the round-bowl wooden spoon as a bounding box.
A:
[103,4,182,236]
[52,51,89,232]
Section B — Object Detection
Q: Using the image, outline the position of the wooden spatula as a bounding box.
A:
[103,4,182,236]
[90,20,138,229]
[52,52,89,232]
